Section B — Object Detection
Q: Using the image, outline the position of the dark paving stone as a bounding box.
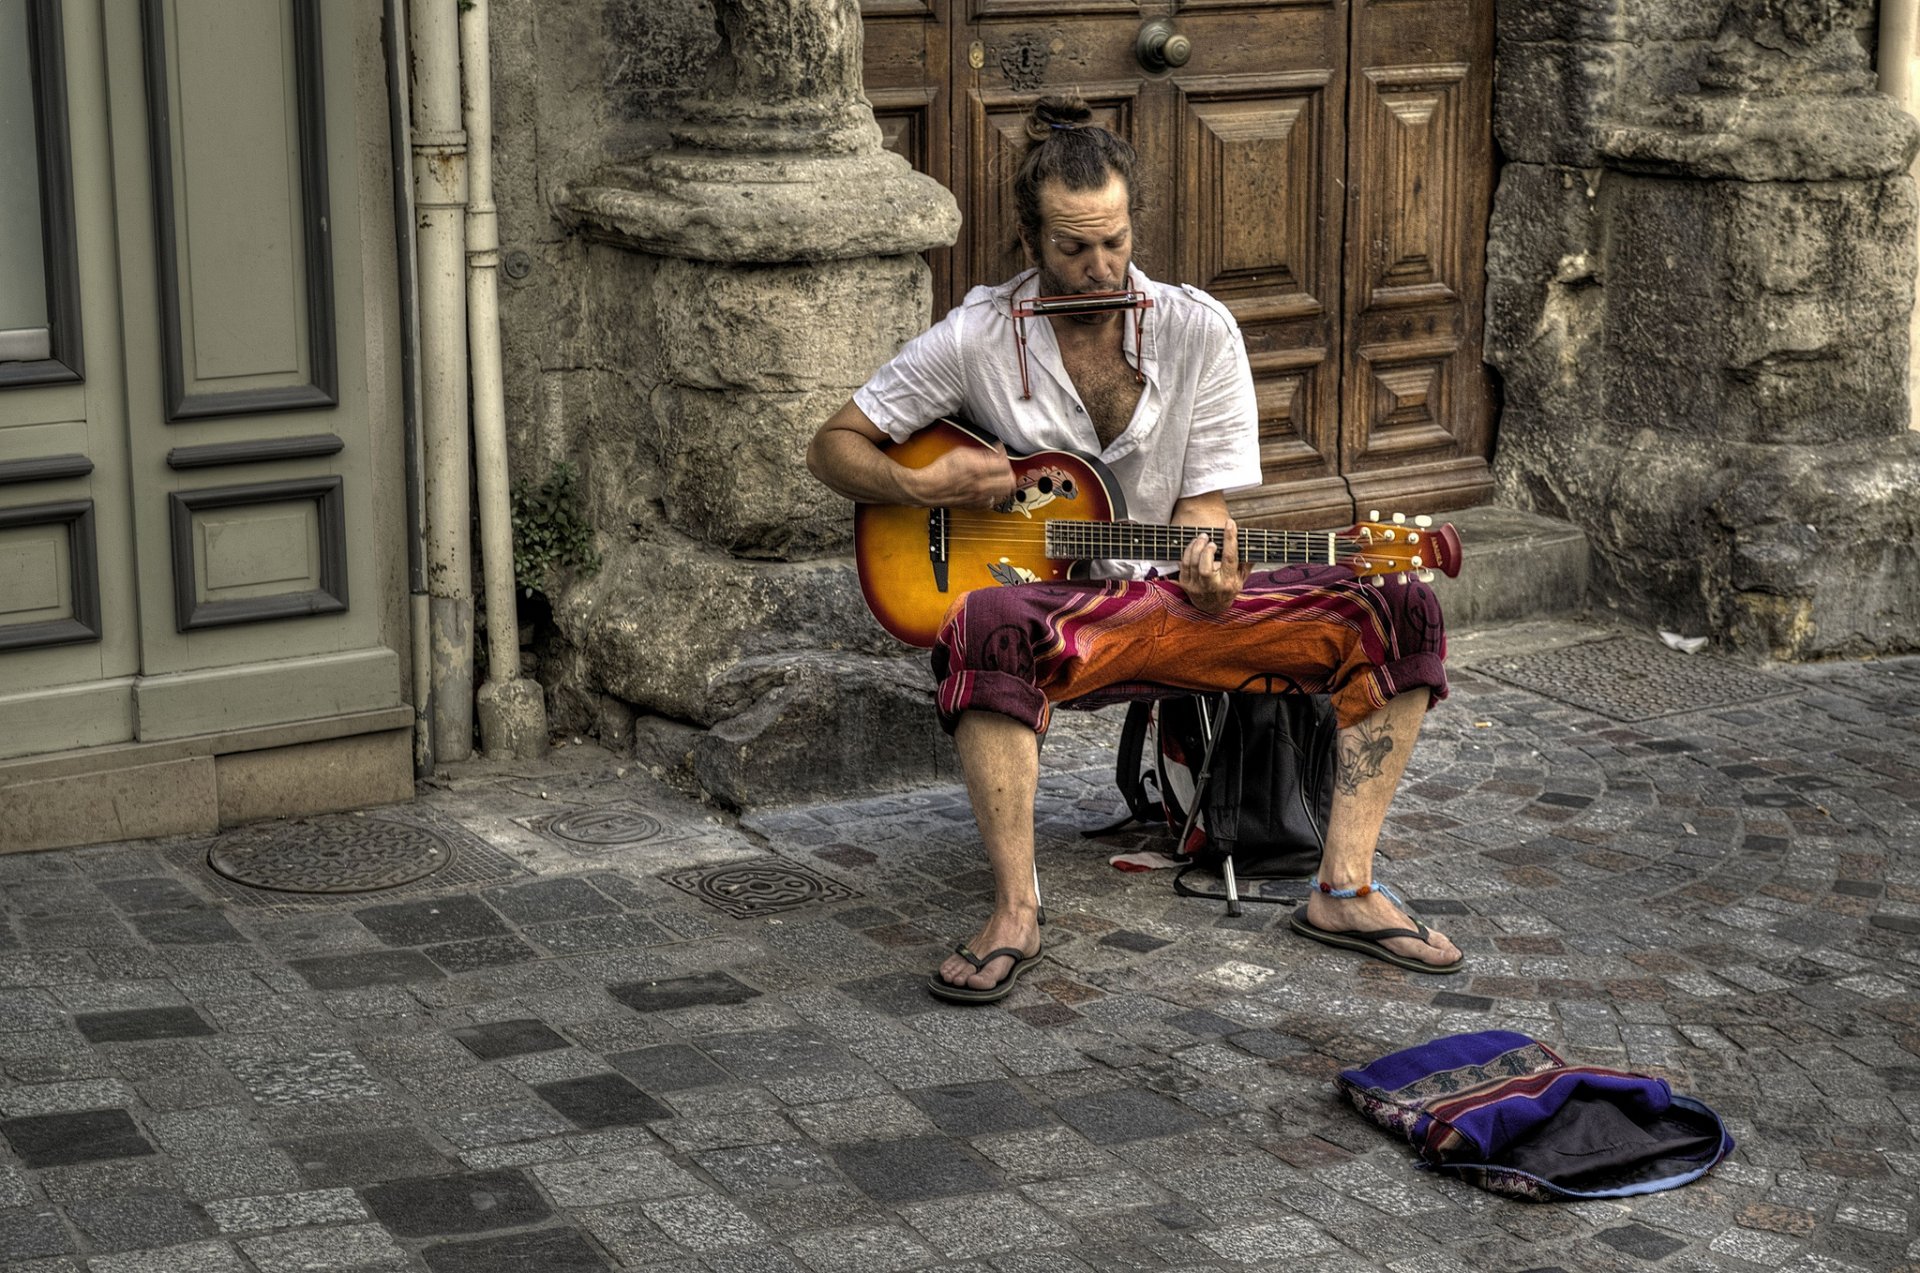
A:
[1165,1009,1240,1037]
[0,1108,154,1167]
[533,1073,672,1129]
[450,1018,570,1061]
[1595,1224,1687,1260]
[288,949,447,990]
[1831,879,1883,897]
[908,1081,1050,1136]
[698,1028,850,1080]
[1870,914,1920,934]
[1096,931,1172,954]
[608,972,760,1013]
[1432,991,1493,1011]
[97,877,211,912]
[280,1128,453,1186]
[363,1168,551,1237]
[425,935,541,973]
[75,1005,218,1043]
[68,1192,214,1252]
[831,1137,998,1202]
[482,879,621,925]
[1054,1088,1205,1144]
[424,1226,611,1272]
[355,896,512,947]
[607,1043,732,1091]
[1410,899,1471,915]
[128,907,248,945]
[0,1207,74,1260]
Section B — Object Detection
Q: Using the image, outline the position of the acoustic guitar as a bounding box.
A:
[854,418,1463,648]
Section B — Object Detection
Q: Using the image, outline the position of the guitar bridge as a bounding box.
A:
[928,508,949,593]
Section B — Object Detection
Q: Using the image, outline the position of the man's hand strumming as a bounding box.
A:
[1179,516,1251,614]
[906,440,1018,509]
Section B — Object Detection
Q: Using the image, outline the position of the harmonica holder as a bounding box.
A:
[1010,290,1155,399]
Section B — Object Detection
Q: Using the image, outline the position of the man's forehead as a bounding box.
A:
[1038,176,1131,238]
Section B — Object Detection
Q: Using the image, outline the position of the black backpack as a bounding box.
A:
[1107,681,1336,905]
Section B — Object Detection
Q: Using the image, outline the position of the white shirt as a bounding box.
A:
[853,265,1264,578]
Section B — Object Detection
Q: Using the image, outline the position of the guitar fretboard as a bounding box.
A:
[1042,522,1358,564]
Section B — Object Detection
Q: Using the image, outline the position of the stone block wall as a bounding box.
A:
[486,0,961,806]
[1488,0,1920,657]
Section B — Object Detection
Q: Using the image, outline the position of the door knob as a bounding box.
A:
[1136,19,1191,72]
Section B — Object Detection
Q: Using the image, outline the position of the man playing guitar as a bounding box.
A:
[807,95,1460,1001]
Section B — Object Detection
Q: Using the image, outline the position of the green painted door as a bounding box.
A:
[0,0,402,761]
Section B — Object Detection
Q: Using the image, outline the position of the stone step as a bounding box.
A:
[1421,505,1590,627]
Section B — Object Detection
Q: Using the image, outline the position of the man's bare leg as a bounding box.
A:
[1300,689,1460,967]
[936,710,1045,991]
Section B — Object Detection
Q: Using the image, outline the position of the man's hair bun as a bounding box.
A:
[1024,94,1095,143]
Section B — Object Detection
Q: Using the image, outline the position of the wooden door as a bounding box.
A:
[860,0,1493,528]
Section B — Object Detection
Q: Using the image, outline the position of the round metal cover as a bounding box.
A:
[208,815,455,894]
[546,806,662,847]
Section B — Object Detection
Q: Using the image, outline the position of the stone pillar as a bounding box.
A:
[1487,0,1920,659]
[551,0,962,805]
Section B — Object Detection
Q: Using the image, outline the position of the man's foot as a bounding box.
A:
[1294,886,1462,974]
[932,911,1041,998]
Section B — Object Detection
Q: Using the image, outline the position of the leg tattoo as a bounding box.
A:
[1335,719,1396,797]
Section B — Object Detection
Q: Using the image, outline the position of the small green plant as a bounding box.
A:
[510,461,600,598]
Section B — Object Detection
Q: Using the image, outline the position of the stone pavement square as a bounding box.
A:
[533,1072,674,1128]
[2,638,1919,1270]
[448,1016,569,1060]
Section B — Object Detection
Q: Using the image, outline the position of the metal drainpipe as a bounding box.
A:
[461,0,548,756]
[1881,0,1920,429]
[382,0,433,775]
[409,0,474,761]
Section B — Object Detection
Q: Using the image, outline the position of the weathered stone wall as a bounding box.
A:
[488,0,961,806]
[1489,0,1920,657]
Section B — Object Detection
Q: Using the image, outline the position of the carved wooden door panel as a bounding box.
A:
[1339,0,1495,519]
[861,0,1493,529]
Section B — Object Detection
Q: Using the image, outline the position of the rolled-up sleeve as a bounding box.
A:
[1178,320,1264,499]
[852,308,969,443]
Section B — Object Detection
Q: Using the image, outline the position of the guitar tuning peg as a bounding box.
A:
[1416,569,1435,583]
[1411,555,1423,569]
[1369,574,1384,585]
[1382,529,1396,542]
[1407,532,1419,545]
[1367,509,1381,522]
[1391,512,1406,524]
[1414,515,1432,528]
[1396,572,1408,584]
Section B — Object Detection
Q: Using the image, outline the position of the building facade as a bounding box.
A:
[3,0,1916,849]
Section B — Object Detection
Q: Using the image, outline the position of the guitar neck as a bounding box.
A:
[1042,521,1355,565]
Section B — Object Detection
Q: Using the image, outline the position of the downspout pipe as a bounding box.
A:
[462,0,549,757]
[382,0,433,775]
[409,0,474,761]
[1880,0,1920,428]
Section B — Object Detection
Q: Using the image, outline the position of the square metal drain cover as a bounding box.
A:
[1469,637,1799,722]
[169,805,525,911]
[661,859,860,919]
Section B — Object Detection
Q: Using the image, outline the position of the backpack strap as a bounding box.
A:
[1083,700,1164,837]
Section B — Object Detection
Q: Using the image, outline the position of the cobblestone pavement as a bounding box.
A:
[1,622,1916,1273]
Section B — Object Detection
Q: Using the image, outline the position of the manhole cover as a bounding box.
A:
[538,804,663,848]
[208,814,454,894]
[1470,637,1799,722]
[661,860,859,919]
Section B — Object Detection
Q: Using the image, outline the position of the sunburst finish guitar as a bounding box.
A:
[854,418,1464,648]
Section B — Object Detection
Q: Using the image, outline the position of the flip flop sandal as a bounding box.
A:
[926,943,1044,1005]
[1289,910,1464,975]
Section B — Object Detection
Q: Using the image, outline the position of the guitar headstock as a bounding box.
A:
[1343,511,1463,584]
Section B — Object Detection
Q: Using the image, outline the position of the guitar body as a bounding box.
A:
[854,419,1125,648]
